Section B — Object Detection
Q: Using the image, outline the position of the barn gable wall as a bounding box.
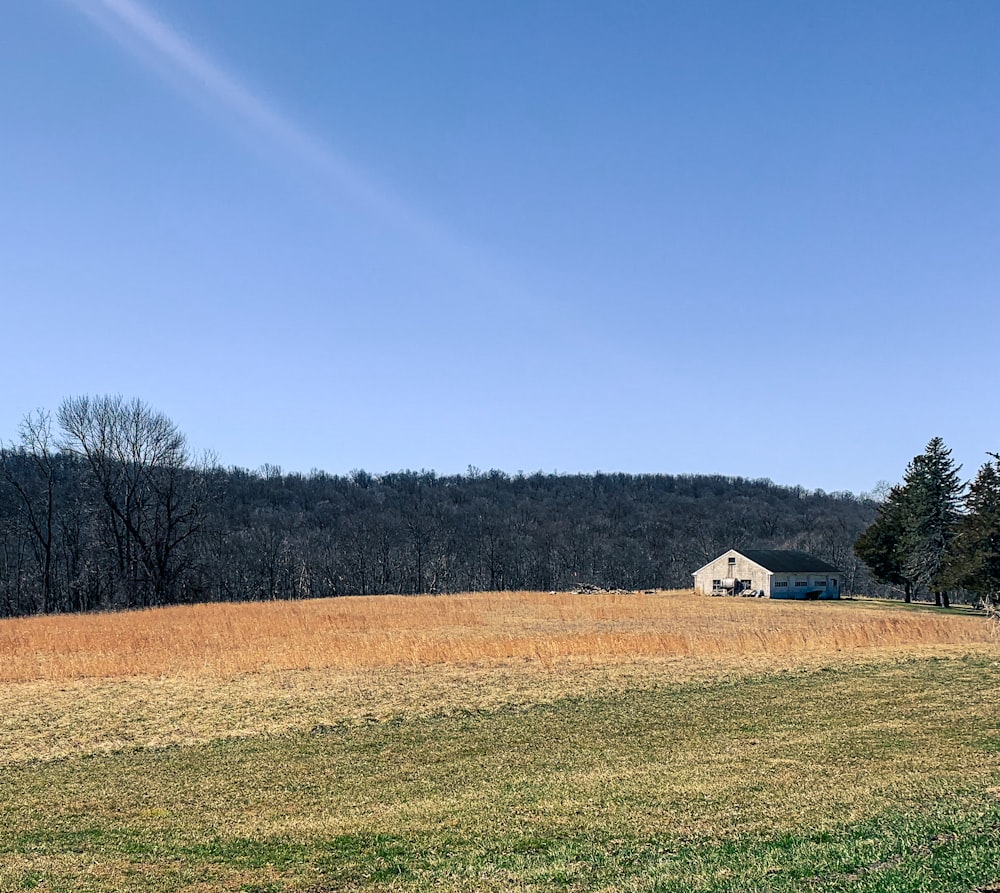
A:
[692,550,769,596]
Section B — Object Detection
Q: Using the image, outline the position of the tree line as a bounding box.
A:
[1,396,883,617]
[854,436,1000,608]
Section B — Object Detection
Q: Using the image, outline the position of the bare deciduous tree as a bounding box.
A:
[57,395,202,607]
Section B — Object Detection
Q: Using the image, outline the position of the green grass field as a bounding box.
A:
[2,653,998,892]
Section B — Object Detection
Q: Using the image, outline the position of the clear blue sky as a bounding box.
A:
[3,0,998,494]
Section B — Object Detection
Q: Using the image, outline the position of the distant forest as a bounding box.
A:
[0,396,885,618]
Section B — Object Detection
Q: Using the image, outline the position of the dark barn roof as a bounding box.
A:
[737,550,841,574]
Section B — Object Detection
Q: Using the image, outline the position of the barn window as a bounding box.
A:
[774,581,788,587]
[815,579,827,586]
[795,580,808,587]
[728,557,736,565]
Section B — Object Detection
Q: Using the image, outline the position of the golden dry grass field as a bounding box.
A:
[1,590,998,892]
[2,588,992,684]
[0,589,991,764]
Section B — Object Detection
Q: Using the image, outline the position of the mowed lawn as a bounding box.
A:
[0,592,997,892]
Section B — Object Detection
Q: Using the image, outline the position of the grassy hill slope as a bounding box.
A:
[1,592,996,891]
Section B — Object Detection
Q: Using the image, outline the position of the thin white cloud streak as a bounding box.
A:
[62,0,460,256]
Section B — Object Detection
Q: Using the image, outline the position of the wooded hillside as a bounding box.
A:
[0,398,877,617]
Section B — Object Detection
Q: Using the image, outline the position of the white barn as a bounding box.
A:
[692,549,843,599]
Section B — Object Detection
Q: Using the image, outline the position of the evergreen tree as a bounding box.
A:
[854,485,916,602]
[953,455,1000,606]
[900,437,964,607]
